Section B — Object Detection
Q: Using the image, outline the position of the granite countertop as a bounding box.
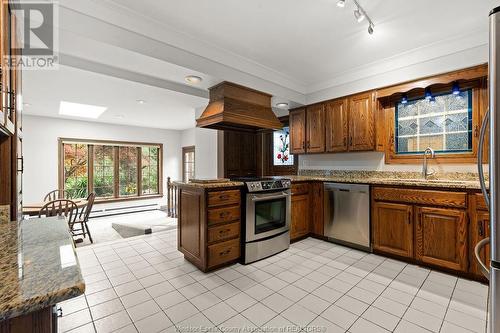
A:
[274,170,485,190]
[173,181,245,189]
[0,217,85,321]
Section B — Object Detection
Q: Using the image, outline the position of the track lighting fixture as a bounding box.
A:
[335,0,374,35]
[354,8,365,22]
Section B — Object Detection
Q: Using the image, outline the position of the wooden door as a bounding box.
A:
[306,104,325,153]
[349,92,375,151]
[372,202,414,258]
[415,207,468,272]
[289,108,306,154]
[310,182,324,236]
[291,193,310,241]
[325,99,349,152]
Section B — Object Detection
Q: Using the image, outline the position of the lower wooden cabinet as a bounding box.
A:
[372,202,413,258]
[291,192,310,241]
[415,207,468,272]
[177,185,241,272]
[469,194,490,279]
[310,182,324,237]
[372,186,470,274]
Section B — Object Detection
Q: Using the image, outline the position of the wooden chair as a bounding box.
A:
[72,193,96,244]
[38,199,79,226]
[44,189,69,202]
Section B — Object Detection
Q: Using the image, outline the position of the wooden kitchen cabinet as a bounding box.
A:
[349,92,375,151]
[290,183,310,241]
[415,206,468,272]
[310,182,324,237]
[372,202,414,258]
[306,104,325,153]
[469,194,490,279]
[177,185,242,272]
[289,108,306,154]
[325,99,349,152]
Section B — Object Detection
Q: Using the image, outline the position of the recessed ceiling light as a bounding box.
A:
[336,0,345,8]
[23,102,31,107]
[276,102,289,108]
[185,75,203,84]
[114,114,125,119]
[59,101,107,119]
[136,99,146,104]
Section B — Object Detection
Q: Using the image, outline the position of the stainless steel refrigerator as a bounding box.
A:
[477,6,500,333]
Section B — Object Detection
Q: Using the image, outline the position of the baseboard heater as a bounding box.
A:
[90,203,163,218]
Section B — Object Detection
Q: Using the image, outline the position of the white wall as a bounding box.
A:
[192,107,219,179]
[23,115,183,208]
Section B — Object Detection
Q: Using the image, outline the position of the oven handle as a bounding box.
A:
[250,192,291,202]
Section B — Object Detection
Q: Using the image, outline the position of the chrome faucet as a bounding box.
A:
[422,147,436,179]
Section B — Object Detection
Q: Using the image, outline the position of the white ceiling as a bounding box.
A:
[104,0,495,87]
[23,65,208,130]
[22,0,498,129]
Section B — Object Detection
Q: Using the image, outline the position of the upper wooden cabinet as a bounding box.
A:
[289,108,306,154]
[289,92,376,155]
[0,0,16,136]
[349,92,375,151]
[325,99,348,152]
[306,104,325,153]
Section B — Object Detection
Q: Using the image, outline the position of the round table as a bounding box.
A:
[23,199,88,217]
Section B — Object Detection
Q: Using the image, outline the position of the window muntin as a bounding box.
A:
[93,145,114,198]
[395,90,473,154]
[119,147,138,197]
[60,140,161,200]
[63,143,89,199]
[273,127,294,166]
[142,147,159,195]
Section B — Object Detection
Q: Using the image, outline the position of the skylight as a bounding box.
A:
[59,101,107,119]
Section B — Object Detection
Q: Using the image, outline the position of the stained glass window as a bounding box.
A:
[395,89,473,154]
[273,127,294,166]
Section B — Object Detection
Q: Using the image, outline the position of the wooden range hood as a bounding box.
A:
[196,82,283,131]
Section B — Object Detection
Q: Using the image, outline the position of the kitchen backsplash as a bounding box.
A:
[298,151,484,174]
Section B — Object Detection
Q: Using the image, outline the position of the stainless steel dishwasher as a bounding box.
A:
[324,183,371,251]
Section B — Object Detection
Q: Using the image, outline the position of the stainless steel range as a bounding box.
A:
[238,178,292,264]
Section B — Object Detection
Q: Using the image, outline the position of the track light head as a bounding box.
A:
[368,23,374,34]
[336,0,346,8]
[354,8,365,22]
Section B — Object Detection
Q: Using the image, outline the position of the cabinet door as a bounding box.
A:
[470,211,490,277]
[372,202,413,258]
[178,188,204,267]
[289,108,306,154]
[291,193,310,241]
[310,182,324,236]
[349,92,375,151]
[306,104,325,153]
[415,207,468,272]
[325,99,348,152]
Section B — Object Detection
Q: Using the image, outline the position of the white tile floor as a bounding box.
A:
[60,230,489,333]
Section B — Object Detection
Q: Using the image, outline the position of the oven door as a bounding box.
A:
[246,190,291,242]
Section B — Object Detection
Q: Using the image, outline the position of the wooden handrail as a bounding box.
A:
[166,177,179,218]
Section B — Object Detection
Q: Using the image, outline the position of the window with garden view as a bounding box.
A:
[61,139,162,200]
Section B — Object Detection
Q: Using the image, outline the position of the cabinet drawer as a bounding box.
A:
[208,221,240,243]
[207,238,240,268]
[208,190,241,207]
[291,183,309,195]
[372,187,466,208]
[208,205,240,226]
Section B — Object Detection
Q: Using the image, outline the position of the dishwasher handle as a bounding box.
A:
[324,183,369,194]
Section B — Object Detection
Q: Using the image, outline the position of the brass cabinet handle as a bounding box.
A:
[219,249,231,256]
[350,136,353,146]
[219,211,230,218]
[408,211,412,224]
[219,195,230,200]
[219,229,230,234]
